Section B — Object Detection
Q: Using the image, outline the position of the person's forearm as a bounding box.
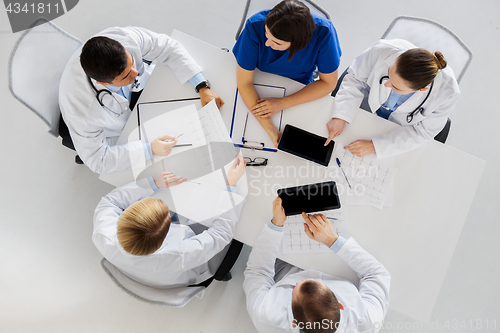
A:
[280,79,335,109]
[243,225,283,299]
[238,80,259,110]
[337,237,391,323]
[238,81,277,133]
[180,190,243,271]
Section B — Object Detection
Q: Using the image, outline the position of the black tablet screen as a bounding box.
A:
[277,181,341,216]
[278,125,334,166]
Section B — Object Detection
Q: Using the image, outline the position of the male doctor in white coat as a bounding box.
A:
[59,26,223,174]
[325,39,460,158]
[93,155,246,288]
[244,197,390,333]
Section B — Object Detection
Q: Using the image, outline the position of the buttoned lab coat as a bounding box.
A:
[59,27,202,174]
[332,39,460,158]
[93,179,244,288]
[244,225,390,333]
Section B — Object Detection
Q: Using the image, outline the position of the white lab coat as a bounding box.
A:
[92,179,244,288]
[243,225,390,333]
[332,39,460,158]
[59,27,202,174]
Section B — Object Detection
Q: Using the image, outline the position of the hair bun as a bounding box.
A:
[434,51,447,69]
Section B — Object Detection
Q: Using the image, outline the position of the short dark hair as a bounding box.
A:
[395,48,448,90]
[265,0,316,60]
[292,280,340,333]
[80,36,128,83]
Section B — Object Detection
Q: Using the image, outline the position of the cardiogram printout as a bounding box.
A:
[282,208,349,254]
[138,99,200,147]
[323,147,397,209]
[139,99,236,169]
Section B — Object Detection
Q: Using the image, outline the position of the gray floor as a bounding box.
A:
[1,1,499,332]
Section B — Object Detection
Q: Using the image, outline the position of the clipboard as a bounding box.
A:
[230,84,285,152]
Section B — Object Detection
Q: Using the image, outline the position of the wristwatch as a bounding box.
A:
[195,80,211,93]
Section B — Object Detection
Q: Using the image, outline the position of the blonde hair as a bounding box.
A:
[396,48,447,90]
[117,197,171,256]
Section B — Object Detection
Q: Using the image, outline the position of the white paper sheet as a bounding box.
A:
[324,147,397,209]
[138,101,200,147]
[231,84,285,150]
[183,100,236,172]
[152,157,248,224]
[282,208,349,254]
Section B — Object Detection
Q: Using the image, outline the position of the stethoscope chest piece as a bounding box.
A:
[406,108,424,123]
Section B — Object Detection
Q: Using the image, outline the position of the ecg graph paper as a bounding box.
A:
[181,100,236,172]
[324,149,397,209]
[282,209,349,254]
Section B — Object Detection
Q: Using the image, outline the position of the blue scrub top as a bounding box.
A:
[232,10,342,85]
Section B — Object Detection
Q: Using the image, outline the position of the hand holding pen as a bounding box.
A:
[151,135,178,156]
[164,133,192,148]
[164,133,183,142]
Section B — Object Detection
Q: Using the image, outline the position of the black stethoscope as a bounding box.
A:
[87,76,139,117]
[379,75,434,123]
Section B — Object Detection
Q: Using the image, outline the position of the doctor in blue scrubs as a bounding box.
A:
[233,0,341,147]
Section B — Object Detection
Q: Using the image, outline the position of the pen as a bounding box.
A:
[336,158,352,188]
[324,216,338,221]
[164,133,184,142]
[186,180,201,185]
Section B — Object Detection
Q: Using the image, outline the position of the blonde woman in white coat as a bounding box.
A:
[92,155,246,288]
[326,39,460,158]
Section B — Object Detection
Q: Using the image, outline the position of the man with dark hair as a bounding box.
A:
[244,197,390,333]
[79,36,130,84]
[60,27,223,174]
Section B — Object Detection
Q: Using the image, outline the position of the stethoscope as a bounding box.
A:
[379,75,434,123]
[87,76,139,117]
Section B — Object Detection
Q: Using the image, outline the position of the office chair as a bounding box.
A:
[8,17,84,163]
[235,0,330,40]
[98,232,242,306]
[100,258,206,307]
[332,16,472,144]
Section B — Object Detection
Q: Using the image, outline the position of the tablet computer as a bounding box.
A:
[277,181,341,216]
[277,125,334,166]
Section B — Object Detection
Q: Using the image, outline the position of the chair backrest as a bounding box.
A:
[381,16,472,83]
[8,18,82,137]
[100,258,205,307]
[235,0,330,40]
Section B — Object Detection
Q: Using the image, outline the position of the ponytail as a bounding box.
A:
[434,51,447,70]
[396,48,448,90]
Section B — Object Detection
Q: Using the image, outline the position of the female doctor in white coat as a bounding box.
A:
[326,39,460,158]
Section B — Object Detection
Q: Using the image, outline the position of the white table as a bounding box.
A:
[100,30,486,323]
